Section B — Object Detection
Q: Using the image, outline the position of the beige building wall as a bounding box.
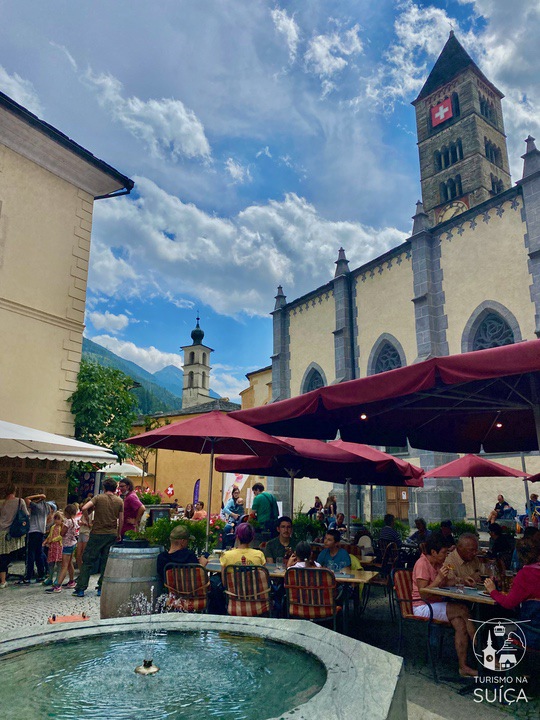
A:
[354,254,417,375]
[240,367,272,410]
[288,289,335,396]
[442,197,535,352]
[0,145,92,435]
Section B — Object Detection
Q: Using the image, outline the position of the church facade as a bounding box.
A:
[269,33,540,522]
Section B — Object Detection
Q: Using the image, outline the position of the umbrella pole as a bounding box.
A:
[205,443,215,552]
[521,453,533,523]
[346,479,351,540]
[471,477,478,531]
[290,473,295,517]
[369,485,373,533]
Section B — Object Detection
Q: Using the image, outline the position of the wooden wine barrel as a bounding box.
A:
[100,544,163,619]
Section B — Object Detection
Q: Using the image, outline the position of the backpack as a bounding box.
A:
[6,499,29,540]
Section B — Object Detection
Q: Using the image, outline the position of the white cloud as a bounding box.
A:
[225,158,252,184]
[304,25,363,79]
[90,176,407,317]
[256,146,272,159]
[271,8,300,63]
[87,241,140,297]
[0,66,42,115]
[209,372,246,402]
[90,335,184,373]
[87,310,130,334]
[85,70,211,161]
[49,42,78,71]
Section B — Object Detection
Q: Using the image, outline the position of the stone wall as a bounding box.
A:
[0,457,69,508]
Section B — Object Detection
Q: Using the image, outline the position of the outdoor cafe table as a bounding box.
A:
[420,585,496,606]
[206,560,379,585]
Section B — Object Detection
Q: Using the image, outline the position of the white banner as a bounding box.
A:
[222,472,249,503]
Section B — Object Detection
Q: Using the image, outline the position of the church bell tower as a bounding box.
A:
[181,315,213,410]
[413,32,511,226]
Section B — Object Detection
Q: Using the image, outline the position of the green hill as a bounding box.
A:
[82,337,183,414]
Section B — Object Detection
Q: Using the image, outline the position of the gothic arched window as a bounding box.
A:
[472,313,515,350]
[304,368,324,393]
[374,342,402,374]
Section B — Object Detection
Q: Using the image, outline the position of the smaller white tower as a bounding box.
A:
[482,630,496,671]
[181,316,213,410]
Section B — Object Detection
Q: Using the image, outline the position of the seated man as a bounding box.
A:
[409,517,432,545]
[443,532,482,586]
[438,520,456,549]
[317,529,351,572]
[487,523,515,566]
[192,501,207,520]
[156,525,208,585]
[378,513,402,549]
[263,516,294,563]
[488,495,512,524]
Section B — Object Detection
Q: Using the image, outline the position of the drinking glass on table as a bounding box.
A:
[455,577,465,593]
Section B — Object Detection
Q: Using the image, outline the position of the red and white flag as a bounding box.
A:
[431,98,453,127]
[165,484,174,497]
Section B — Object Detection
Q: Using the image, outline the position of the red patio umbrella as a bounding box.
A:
[230,339,540,454]
[124,411,293,549]
[425,454,531,528]
[216,436,423,532]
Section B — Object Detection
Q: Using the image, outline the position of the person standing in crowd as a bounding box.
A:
[379,513,402,548]
[324,495,337,518]
[72,478,123,598]
[0,483,30,588]
[42,511,64,586]
[20,492,53,583]
[251,483,279,537]
[118,479,145,538]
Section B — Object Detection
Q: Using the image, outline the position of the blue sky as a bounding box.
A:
[1,1,539,399]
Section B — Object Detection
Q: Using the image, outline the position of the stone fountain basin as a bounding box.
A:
[0,614,406,720]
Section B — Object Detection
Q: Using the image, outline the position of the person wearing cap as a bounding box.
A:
[156,525,208,584]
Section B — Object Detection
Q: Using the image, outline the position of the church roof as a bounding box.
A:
[414,32,503,103]
[138,398,241,423]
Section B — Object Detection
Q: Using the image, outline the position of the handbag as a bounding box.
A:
[6,499,29,540]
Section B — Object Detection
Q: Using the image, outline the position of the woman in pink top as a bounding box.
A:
[412,535,477,677]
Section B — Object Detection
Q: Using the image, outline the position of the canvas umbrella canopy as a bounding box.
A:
[229,340,540,454]
[425,454,531,529]
[100,461,144,476]
[216,436,423,534]
[124,411,293,549]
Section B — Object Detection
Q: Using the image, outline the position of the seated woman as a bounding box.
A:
[488,495,512,525]
[183,503,194,520]
[220,487,244,548]
[307,496,323,518]
[485,532,540,650]
[412,535,477,677]
[219,522,266,573]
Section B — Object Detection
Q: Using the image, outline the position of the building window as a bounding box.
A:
[479,94,495,123]
[440,174,462,203]
[434,139,463,173]
[490,173,504,195]
[472,313,514,350]
[304,368,324,393]
[485,138,502,167]
[202,352,207,365]
[201,371,206,389]
[451,92,460,118]
[188,371,194,388]
[189,351,195,365]
[374,342,402,374]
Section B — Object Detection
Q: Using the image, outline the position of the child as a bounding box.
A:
[46,504,79,593]
[42,512,64,586]
[286,541,321,569]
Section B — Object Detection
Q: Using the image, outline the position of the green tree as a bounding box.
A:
[69,359,138,461]
[130,415,170,475]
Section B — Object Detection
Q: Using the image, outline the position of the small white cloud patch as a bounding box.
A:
[87,311,130,334]
[0,66,42,115]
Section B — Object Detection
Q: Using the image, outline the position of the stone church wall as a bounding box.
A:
[353,248,416,376]
[440,194,534,354]
[288,289,335,396]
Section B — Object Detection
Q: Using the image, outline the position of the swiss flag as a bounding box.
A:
[165,484,174,497]
[431,98,453,127]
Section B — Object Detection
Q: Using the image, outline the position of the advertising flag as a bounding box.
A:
[193,478,200,505]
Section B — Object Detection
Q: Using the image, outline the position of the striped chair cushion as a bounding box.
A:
[224,566,271,617]
[285,568,338,621]
[164,564,209,613]
[392,569,451,625]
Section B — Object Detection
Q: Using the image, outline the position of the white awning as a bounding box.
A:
[0,419,117,463]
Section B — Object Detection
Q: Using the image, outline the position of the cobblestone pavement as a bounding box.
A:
[0,562,536,720]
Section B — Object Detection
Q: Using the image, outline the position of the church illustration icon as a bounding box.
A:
[476,621,526,671]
